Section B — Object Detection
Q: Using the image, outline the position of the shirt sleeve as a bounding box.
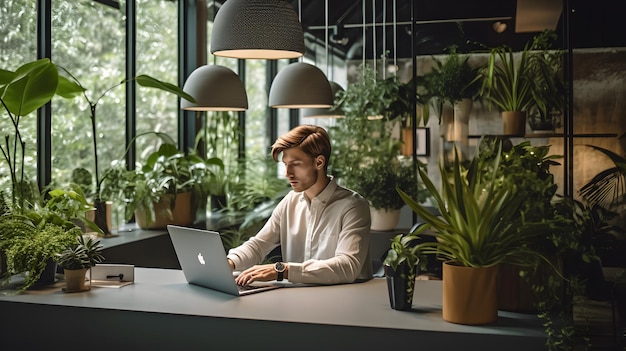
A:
[226,197,285,271]
[287,197,372,285]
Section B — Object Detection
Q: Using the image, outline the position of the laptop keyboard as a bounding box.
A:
[237,284,260,292]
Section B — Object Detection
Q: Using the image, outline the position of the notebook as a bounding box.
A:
[167,225,281,296]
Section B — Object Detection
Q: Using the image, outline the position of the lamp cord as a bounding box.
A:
[372,0,376,76]
[325,0,329,78]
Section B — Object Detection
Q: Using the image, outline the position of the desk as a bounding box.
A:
[0,268,545,350]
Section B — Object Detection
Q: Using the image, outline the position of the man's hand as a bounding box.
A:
[235,263,288,286]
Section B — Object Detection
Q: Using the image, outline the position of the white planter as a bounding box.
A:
[370,207,401,231]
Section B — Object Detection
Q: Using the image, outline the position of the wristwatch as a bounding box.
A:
[274,262,286,281]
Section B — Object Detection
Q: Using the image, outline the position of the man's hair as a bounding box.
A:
[271,125,331,172]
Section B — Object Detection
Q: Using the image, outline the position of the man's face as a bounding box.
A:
[281,147,319,193]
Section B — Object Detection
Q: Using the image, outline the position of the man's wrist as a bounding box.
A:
[274,262,288,281]
[227,258,235,270]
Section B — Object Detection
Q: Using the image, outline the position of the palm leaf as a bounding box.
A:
[579,145,626,209]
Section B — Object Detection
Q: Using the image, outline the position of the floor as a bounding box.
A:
[573,293,625,350]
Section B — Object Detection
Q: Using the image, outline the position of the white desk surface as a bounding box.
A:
[1,268,545,338]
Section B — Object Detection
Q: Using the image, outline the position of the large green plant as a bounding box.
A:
[56,69,195,233]
[398,145,562,268]
[329,64,417,201]
[0,59,81,211]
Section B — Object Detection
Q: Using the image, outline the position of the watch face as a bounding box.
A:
[274,262,285,272]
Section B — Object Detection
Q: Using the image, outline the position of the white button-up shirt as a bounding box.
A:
[227,179,373,284]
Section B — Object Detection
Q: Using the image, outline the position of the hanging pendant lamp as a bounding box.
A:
[268,62,334,109]
[180,65,248,111]
[210,0,305,60]
[301,81,345,118]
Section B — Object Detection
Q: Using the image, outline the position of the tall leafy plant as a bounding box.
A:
[330,65,413,182]
[0,59,82,211]
[398,144,564,268]
[56,68,196,233]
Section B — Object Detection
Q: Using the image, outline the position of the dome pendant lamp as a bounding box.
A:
[268,62,334,109]
[210,0,305,60]
[180,65,248,111]
[268,0,333,109]
[301,81,344,118]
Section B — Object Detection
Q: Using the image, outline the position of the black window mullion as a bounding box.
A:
[125,0,137,170]
[36,0,52,192]
[178,0,199,154]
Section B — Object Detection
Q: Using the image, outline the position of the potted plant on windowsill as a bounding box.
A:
[56,235,105,293]
[56,68,196,235]
[397,142,565,325]
[101,132,220,229]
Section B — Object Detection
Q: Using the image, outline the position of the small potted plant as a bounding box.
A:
[479,30,563,136]
[56,235,104,292]
[383,233,421,311]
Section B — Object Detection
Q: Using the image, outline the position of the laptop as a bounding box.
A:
[167,225,281,296]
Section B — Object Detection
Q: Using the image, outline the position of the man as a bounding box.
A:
[227,125,372,285]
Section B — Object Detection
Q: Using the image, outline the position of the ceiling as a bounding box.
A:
[211,0,626,60]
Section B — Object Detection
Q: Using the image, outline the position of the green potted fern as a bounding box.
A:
[0,218,79,292]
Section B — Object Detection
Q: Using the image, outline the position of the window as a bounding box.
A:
[136,0,179,157]
[0,0,38,191]
[50,0,126,190]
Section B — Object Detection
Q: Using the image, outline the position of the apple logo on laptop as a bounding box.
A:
[197,253,206,265]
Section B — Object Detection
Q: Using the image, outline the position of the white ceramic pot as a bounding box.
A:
[369,207,401,231]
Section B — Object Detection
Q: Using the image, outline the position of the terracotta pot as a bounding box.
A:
[135,192,194,229]
[497,263,538,313]
[502,111,527,136]
[64,268,89,292]
[401,128,413,156]
[442,262,499,325]
[452,98,472,142]
[369,207,401,231]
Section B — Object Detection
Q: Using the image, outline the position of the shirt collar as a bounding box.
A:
[312,177,337,205]
[297,176,337,206]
